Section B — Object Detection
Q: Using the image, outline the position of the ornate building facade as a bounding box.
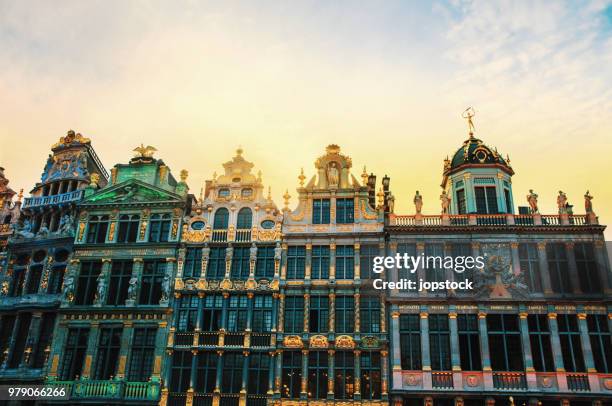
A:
[0,131,108,389]
[276,145,389,406]
[166,148,283,406]
[386,124,611,406]
[44,145,191,404]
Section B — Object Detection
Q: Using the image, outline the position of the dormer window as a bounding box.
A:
[241,188,253,198]
[218,188,230,198]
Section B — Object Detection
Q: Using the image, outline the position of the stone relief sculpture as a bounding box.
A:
[58,214,75,236]
[36,221,50,238]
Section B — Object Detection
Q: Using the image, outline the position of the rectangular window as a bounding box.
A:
[335,245,354,279]
[255,245,275,278]
[177,295,199,331]
[195,352,217,393]
[230,247,250,279]
[334,351,354,399]
[308,351,328,399]
[170,351,192,392]
[360,296,381,334]
[451,243,472,282]
[361,352,381,400]
[222,352,243,393]
[558,314,585,372]
[528,314,554,372]
[309,296,329,333]
[0,316,16,364]
[128,327,157,381]
[10,268,25,296]
[117,214,140,243]
[227,295,248,332]
[425,243,445,284]
[206,247,226,280]
[86,215,109,243]
[33,313,56,368]
[587,315,611,373]
[75,260,102,305]
[284,296,304,333]
[139,259,165,305]
[202,294,223,331]
[519,243,542,293]
[148,214,171,243]
[475,186,498,214]
[397,243,417,281]
[312,199,330,224]
[26,265,43,294]
[429,314,451,371]
[359,244,379,280]
[456,189,467,214]
[399,314,421,370]
[311,245,330,279]
[335,296,354,333]
[48,265,66,294]
[504,189,512,213]
[286,246,306,279]
[458,314,481,371]
[94,325,122,379]
[574,243,601,294]
[547,243,571,294]
[107,260,132,306]
[487,314,523,371]
[248,353,271,394]
[184,247,202,278]
[252,295,273,332]
[60,327,89,380]
[336,198,354,224]
[9,313,31,367]
[281,351,302,398]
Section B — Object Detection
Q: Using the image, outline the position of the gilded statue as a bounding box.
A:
[413,191,423,214]
[526,189,539,214]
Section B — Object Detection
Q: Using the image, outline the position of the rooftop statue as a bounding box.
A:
[527,189,539,214]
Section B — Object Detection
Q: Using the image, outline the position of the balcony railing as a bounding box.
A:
[211,229,252,242]
[432,371,453,388]
[251,333,272,347]
[22,190,84,209]
[235,229,252,242]
[389,213,594,227]
[567,373,590,391]
[492,372,527,390]
[46,380,160,401]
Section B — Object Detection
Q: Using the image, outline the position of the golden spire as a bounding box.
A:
[298,168,305,187]
[283,189,291,209]
[361,166,368,186]
[462,107,476,138]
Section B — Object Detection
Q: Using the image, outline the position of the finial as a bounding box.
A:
[180,169,188,183]
[267,186,272,201]
[361,166,368,186]
[462,107,476,138]
[283,189,291,209]
[298,168,305,187]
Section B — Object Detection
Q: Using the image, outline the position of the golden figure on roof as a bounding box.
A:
[133,144,157,158]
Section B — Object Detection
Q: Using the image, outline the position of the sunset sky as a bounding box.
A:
[1,1,611,237]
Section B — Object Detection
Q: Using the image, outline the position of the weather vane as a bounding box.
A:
[462,107,476,136]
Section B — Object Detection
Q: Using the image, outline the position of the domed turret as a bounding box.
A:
[441,109,515,215]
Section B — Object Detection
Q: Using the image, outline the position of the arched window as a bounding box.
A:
[86,215,109,243]
[117,214,140,243]
[236,207,252,229]
[148,213,171,242]
[213,208,229,229]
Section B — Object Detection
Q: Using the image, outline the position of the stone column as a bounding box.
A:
[214,350,224,405]
[277,292,285,333]
[220,293,229,332]
[176,247,186,279]
[354,350,361,400]
[519,312,536,389]
[305,243,312,280]
[271,293,279,332]
[548,312,568,391]
[354,243,361,280]
[153,321,167,383]
[354,290,361,334]
[279,243,287,279]
[390,307,402,392]
[303,291,310,333]
[240,351,250,405]
[537,243,553,294]
[565,242,582,294]
[577,312,600,391]
[381,349,389,399]
[330,241,336,279]
[448,311,461,371]
[82,321,100,379]
[300,349,308,399]
[388,242,398,285]
[116,320,133,379]
[268,351,276,395]
[478,310,493,390]
[327,349,335,400]
[328,291,335,333]
[420,311,432,390]
[274,350,282,395]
